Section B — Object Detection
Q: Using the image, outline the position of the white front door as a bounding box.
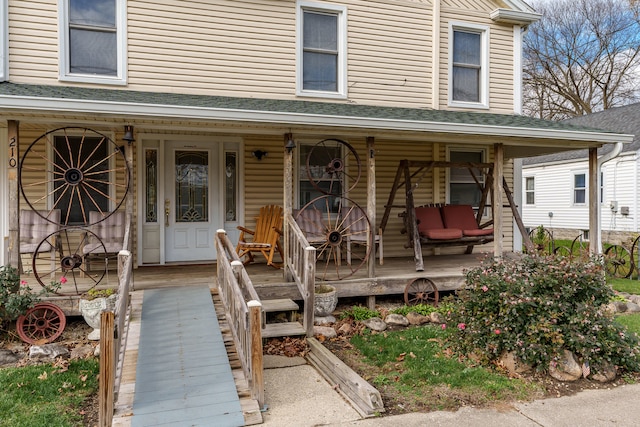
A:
[164,141,218,262]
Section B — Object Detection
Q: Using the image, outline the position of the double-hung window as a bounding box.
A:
[573,173,586,205]
[59,0,127,84]
[450,23,489,108]
[448,149,485,208]
[297,1,347,98]
[525,177,535,205]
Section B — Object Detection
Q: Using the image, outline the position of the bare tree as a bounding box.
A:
[523,0,640,120]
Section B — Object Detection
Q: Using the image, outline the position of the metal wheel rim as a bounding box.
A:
[604,244,632,278]
[16,303,67,344]
[305,138,361,196]
[404,277,439,306]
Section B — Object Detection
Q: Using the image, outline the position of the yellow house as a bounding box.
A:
[0,0,631,285]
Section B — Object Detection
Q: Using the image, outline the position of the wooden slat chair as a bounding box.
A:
[236,205,284,268]
[293,208,327,247]
[341,206,383,265]
[19,209,62,274]
[82,211,127,275]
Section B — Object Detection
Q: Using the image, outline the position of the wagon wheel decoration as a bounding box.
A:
[604,244,633,278]
[632,235,640,279]
[296,196,370,281]
[16,303,67,345]
[306,138,361,196]
[32,228,109,295]
[404,277,439,306]
[19,127,130,227]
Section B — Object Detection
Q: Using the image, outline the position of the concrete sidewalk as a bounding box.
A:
[262,356,640,427]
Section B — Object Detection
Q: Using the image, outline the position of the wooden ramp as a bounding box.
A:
[130,286,246,427]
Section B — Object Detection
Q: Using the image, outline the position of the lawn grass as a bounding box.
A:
[349,325,541,411]
[615,313,640,337]
[610,278,640,294]
[0,358,98,427]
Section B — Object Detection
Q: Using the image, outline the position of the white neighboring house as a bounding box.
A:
[522,103,640,245]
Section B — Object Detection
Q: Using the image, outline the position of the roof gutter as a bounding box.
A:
[594,142,624,254]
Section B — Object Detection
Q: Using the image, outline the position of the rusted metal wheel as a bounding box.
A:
[604,244,632,278]
[16,303,67,345]
[553,245,572,259]
[404,277,439,306]
[296,196,370,281]
[527,226,554,254]
[32,228,107,295]
[630,235,640,279]
[19,127,130,227]
[305,138,361,196]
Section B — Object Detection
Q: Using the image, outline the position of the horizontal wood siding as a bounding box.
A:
[8,0,516,112]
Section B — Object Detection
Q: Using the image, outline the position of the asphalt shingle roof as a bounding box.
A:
[0,82,623,136]
[523,103,640,165]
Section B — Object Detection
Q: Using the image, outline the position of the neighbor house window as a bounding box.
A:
[450,23,489,107]
[525,177,535,205]
[297,1,347,98]
[573,173,586,204]
[58,0,127,84]
[448,149,485,208]
[52,134,111,225]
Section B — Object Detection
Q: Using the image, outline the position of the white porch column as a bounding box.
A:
[588,148,599,254]
[7,120,19,268]
[493,143,504,257]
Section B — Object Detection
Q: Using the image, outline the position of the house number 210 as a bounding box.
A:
[8,137,17,168]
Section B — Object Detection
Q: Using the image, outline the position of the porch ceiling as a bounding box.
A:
[0,82,633,159]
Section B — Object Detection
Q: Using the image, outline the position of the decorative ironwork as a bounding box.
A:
[175,151,208,223]
[145,149,158,222]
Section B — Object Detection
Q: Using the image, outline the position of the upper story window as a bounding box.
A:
[297,1,347,99]
[449,23,489,108]
[59,0,127,85]
[573,172,586,205]
[525,177,535,205]
[448,148,485,208]
[0,0,7,81]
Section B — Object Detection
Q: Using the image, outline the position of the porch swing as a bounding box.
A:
[380,159,531,271]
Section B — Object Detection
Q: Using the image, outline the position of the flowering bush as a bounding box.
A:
[446,254,640,373]
[0,265,60,326]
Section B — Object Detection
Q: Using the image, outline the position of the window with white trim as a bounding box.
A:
[525,177,535,205]
[573,173,586,205]
[297,1,347,98]
[58,0,127,84]
[0,0,7,81]
[449,23,489,108]
[448,149,485,208]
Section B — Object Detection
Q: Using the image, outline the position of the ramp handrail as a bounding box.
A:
[215,229,264,407]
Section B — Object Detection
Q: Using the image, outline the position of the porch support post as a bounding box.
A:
[588,147,599,254]
[493,143,504,258]
[7,120,19,269]
[366,137,376,310]
[283,133,294,281]
[124,134,134,252]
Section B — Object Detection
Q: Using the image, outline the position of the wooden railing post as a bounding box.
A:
[247,300,264,407]
[303,246,316,337]
[99,311,115,427]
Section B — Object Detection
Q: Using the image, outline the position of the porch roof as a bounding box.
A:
[0,82,633,158]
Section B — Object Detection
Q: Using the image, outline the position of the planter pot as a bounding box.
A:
[314,285,338,317]
[79,294,117,340]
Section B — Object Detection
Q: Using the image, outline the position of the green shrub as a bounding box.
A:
[446,254,640,373]
[339,305,381,321]
[1,265,60,326]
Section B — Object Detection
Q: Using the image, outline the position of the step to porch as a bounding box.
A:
[263,321,307,338]
[261,298,306,338]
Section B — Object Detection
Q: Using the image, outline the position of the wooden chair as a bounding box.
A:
[236,205,284,268]
[19,209,62,274]
[82,211,127,275]
[341,206,383,265]
[293,208,327,247]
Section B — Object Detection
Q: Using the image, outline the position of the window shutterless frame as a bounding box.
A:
[296,1,347,99]
[58,0,128,85]
[449,22,489,109]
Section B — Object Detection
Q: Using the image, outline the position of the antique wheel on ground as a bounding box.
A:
[16,303,67,345]
[306,138,361,196]
[404,277,439,306]
[19,127,130,226]
[527,226,554,254]
[32,228,107,295]
[604,244,632,278]
[297,196,370,281]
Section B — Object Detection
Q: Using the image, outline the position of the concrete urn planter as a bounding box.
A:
[314,285,338,317]
[79,294,117,340]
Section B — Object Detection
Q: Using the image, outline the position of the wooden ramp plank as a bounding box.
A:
[131,286,245,427]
